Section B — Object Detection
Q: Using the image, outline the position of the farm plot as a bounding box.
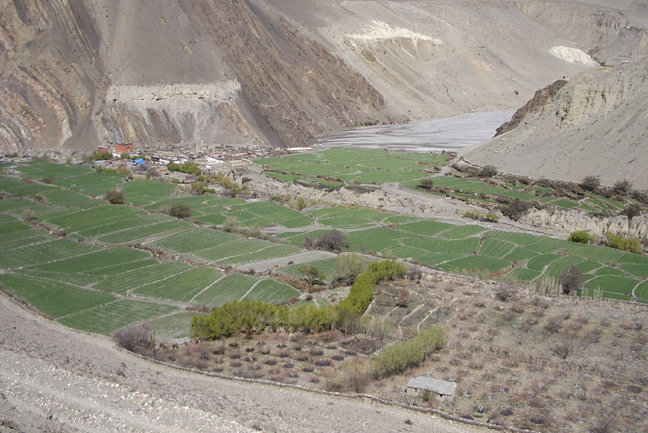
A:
[156,227,239,253]
[149,311,197,342]
[98,219,189,244]
[59,300,178,334]
[241,279,299,304]
[309,207,395,228]
[584,276,639,300]
[255,148,449,187]
[133,266,222,302]
[438,256,511,272]
[0,273,115,318]
[95,262,193,294]
[190,274,258,307]
[278,257,339,283]
[212,244,302,265]
[122,180,176,205]
[0,175,58,196]
[53,171,124,197]
[0,237,98,269]
[29,247,150,274]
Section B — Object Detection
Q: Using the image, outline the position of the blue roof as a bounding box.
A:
[133,158,145,165]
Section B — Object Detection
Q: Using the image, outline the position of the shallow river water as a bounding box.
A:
[317,110,514,152]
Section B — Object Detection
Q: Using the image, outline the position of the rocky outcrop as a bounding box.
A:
[521,208,648,242]
[465,57,648,189]
[495,79,567,136]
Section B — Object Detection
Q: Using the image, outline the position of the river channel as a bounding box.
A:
[317,110,514,152]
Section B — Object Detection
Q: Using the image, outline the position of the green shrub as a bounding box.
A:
[464,210,499,223]
[167,161,201,175]
[478,165,498,178]
[191,260,404,340]
[579,176,600,192]
[568,230,590,244]
[86,150,112,161]
[418,178,435,190]
[105,189,125,204]
[169,203,191,219]
[338,260,406,315]
[332,254,369,286]
[558,265,583,295]
[370,325,447,379]
[604,232,642,253]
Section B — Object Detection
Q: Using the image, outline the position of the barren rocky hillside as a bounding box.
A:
[2,0,645,153]
[464,56,648,189]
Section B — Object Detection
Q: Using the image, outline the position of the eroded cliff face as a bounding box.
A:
[465,57,648,189]
[0,0,386,153]
[0,0,107,151]
[177,0,386,148]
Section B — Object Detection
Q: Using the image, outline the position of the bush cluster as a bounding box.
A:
[500,199,533,221]
[167,161,201,175]
[105,189,125,204]
[191,301,336,339]
[191,260,405,340]
[169,203,191,219]
[568,230,590,244]
[478,165,498,178]
[86,150,112,161]
[338,260,406,315]
[579,176,600,192]
[114,322,151,352]
[370,325,447,379]
[604,232,642,253]
[303,230,349,252]
[331,253,369,286]
[463,210,498,223]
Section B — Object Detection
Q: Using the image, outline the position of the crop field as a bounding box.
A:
[0,160,315,334]
[255,148,450,188]
[1,156,647,344]
[413,170,634,215]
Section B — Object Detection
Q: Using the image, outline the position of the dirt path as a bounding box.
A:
[0,294,489,433]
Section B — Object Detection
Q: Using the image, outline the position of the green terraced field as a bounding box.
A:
[255,148,450,187]
[190,274,258,306]
[133,267,222,302]
[242,279,299,304]
[0,273,116,318]
[1,156,647,341]
[59,300,178,334]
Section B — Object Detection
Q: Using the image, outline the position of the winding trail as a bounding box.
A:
[0,294,489,433]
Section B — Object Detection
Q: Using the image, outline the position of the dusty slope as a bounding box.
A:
[0,294,487,433]
[464,57,648,189]
[266,0,645,120]
[2,0,643,152]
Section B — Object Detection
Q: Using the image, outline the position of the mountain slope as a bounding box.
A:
[0,0,646,153]
[464,57,648,189]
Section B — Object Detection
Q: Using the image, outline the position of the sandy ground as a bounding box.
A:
[0,294,489,433]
